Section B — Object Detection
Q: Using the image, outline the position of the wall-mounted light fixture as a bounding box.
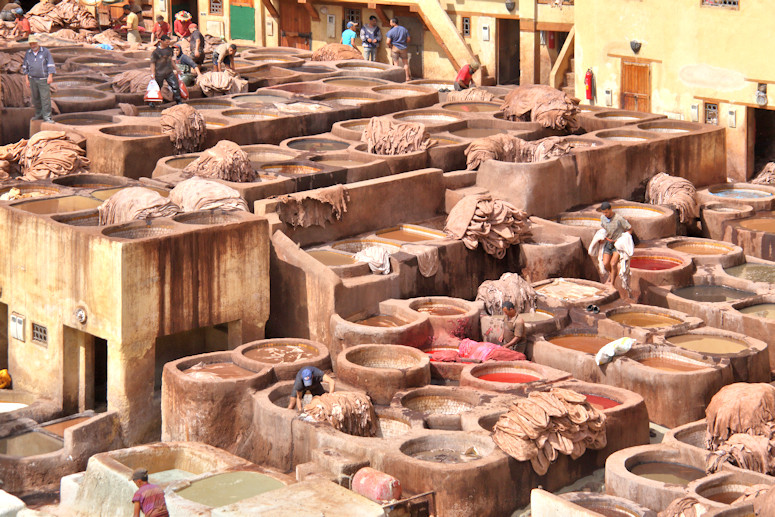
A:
[630,40,642,54]
[756,83,768,107]
[505,0,516,11]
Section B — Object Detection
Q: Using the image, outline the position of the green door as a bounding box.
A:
[230,4,255,41]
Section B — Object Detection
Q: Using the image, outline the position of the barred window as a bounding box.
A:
[345,8,361,26]
[209,0,223,15]
[462,17,470,37]
[701,0,738,8]
[32,323,48,346]
[705,103,719,125]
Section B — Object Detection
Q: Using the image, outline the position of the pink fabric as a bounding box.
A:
[459,339,499,362]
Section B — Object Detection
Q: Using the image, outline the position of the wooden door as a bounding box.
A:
[279,0,311,49]
[621,60,650,112]
[497,19,520,85]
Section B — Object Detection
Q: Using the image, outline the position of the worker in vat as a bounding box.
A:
[21,35,55,123]
[288,367,336,411]
[482,301,525,352]
[131,468,169,517]
[212,42,237,72]
[11,8,30,40]
[453,62,478,91]
[597,201,632,286]
[150,36,182,104]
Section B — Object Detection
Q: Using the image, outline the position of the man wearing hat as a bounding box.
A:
[174,10,192,39]
[287,366,336,411]
[11,8,30,40]
[131,468,168,517]
[341,21,358,49]
[21,35,55,123]
[454,62,479,91]
[598,201,632,286]
[120,4,140,44]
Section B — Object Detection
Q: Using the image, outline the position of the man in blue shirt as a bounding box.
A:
[341,21,358,48]
[21,35,55,122]
[385,17,411,81]
[360,16,381,62]
[287,366,336,411]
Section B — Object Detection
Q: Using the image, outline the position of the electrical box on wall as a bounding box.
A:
[266,20,273,37]
[327,15,336,39]
[728,110,737,128]
[481,25,490,42]
[604,88,613,107]
[690,104,699,123]
[10,313,24,341]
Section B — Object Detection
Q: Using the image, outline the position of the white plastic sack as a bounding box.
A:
[595,337,636,365]
[145,79,162,102]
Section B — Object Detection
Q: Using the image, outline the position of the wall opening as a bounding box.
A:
[63,327,107,413]
[754,108,775,174]
[497,19,520,85]
[153,323,230,390]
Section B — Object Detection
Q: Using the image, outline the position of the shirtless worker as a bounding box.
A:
[598,201,632,286]
[287,367,336,411]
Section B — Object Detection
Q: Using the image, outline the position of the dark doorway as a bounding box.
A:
[754,108,775,174]
[62,327,107,413]
[279,0,311,49]
[153,323,230,390]
[497,19,520,85]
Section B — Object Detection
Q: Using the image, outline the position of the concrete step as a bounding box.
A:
[565,72,575,86]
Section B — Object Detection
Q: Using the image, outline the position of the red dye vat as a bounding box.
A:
[585,394,621,411]
[478,372,539,383]
[630,257,679,271]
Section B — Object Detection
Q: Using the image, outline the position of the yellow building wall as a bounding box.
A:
[575,0,775,180]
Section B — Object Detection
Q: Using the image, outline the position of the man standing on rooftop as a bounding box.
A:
[21,35,55,123]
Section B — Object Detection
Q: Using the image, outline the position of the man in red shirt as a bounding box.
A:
[11,9,30,40]
[131,468,168,517]
[454,62,479,91]
[173,11,192,39]
[150,15,170,45]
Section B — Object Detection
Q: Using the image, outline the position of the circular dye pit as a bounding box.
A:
[608,205,665,219]
[450,127,507,139]
[400,435,492,464]
[555,214,599,227]
[738,303,775,320]
[346,347,424,369]
[165,157,197,169]
[222,110,275,120]
[326,78,385,87]
[628,462,705,485]
[548,334,610,354]
[724,263,775,283]
[355,314,409,327]
[697,484,749,505]
[373,87,425,96]
[535,279,604,302]
[519,310,554,323]
[306,249,356,266]
[52,93,105,102]
[54,116,115,126]
[585,395,621,411]
[394,113,461,124]
[442,102,501,113]
[413,303,467,316]
[375,416,412,438]
[333,239,401,255]
[477,372,539,383]
[672,285,754,303]
[232,94,287,104]
[597,134,650,142]
[377,226,444,242]
[322,95,376,107]
[313,159,365,167]
[636,357,710,372]
[710,188,772,199]
[276,102,333,113]
[738,217,775,232]
[667,334,748,354]
[286,139,350,152]
[186,101,232,110]
[286,66,336,74]
[339,121,368,131]
[102,225,175,239]
[596,112,644,121]
[667,241,733,255]
[183,362,253,379]
[402,395,473,415]
[630,256,682,271]
[261,164,322,175]
[640,126,690,134]
[173,211,243,225]
[175,471,284,508]
[100,126,162,138]
[244,343,317,364]
[609,312,682,328]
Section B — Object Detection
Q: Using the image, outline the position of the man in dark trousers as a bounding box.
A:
[150,35,182,104]
[188,22,205,66]
[21,35,55,122]
[287,366,336,411]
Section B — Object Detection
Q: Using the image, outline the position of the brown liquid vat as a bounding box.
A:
[12,195,102,215]
[233,338,330,380]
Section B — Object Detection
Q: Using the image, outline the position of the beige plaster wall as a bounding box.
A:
[575,0,775,180]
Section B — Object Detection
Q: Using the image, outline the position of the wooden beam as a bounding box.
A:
[367,2,376,8]
[535,21,573,32]
[300,0,320,21]
[409,4,418,12]
[375,5,390,26]
[607,53,662,64]
[415,7,460,70]
[261,0,279,19]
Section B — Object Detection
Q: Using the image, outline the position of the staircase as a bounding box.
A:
[561,57,575,97]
